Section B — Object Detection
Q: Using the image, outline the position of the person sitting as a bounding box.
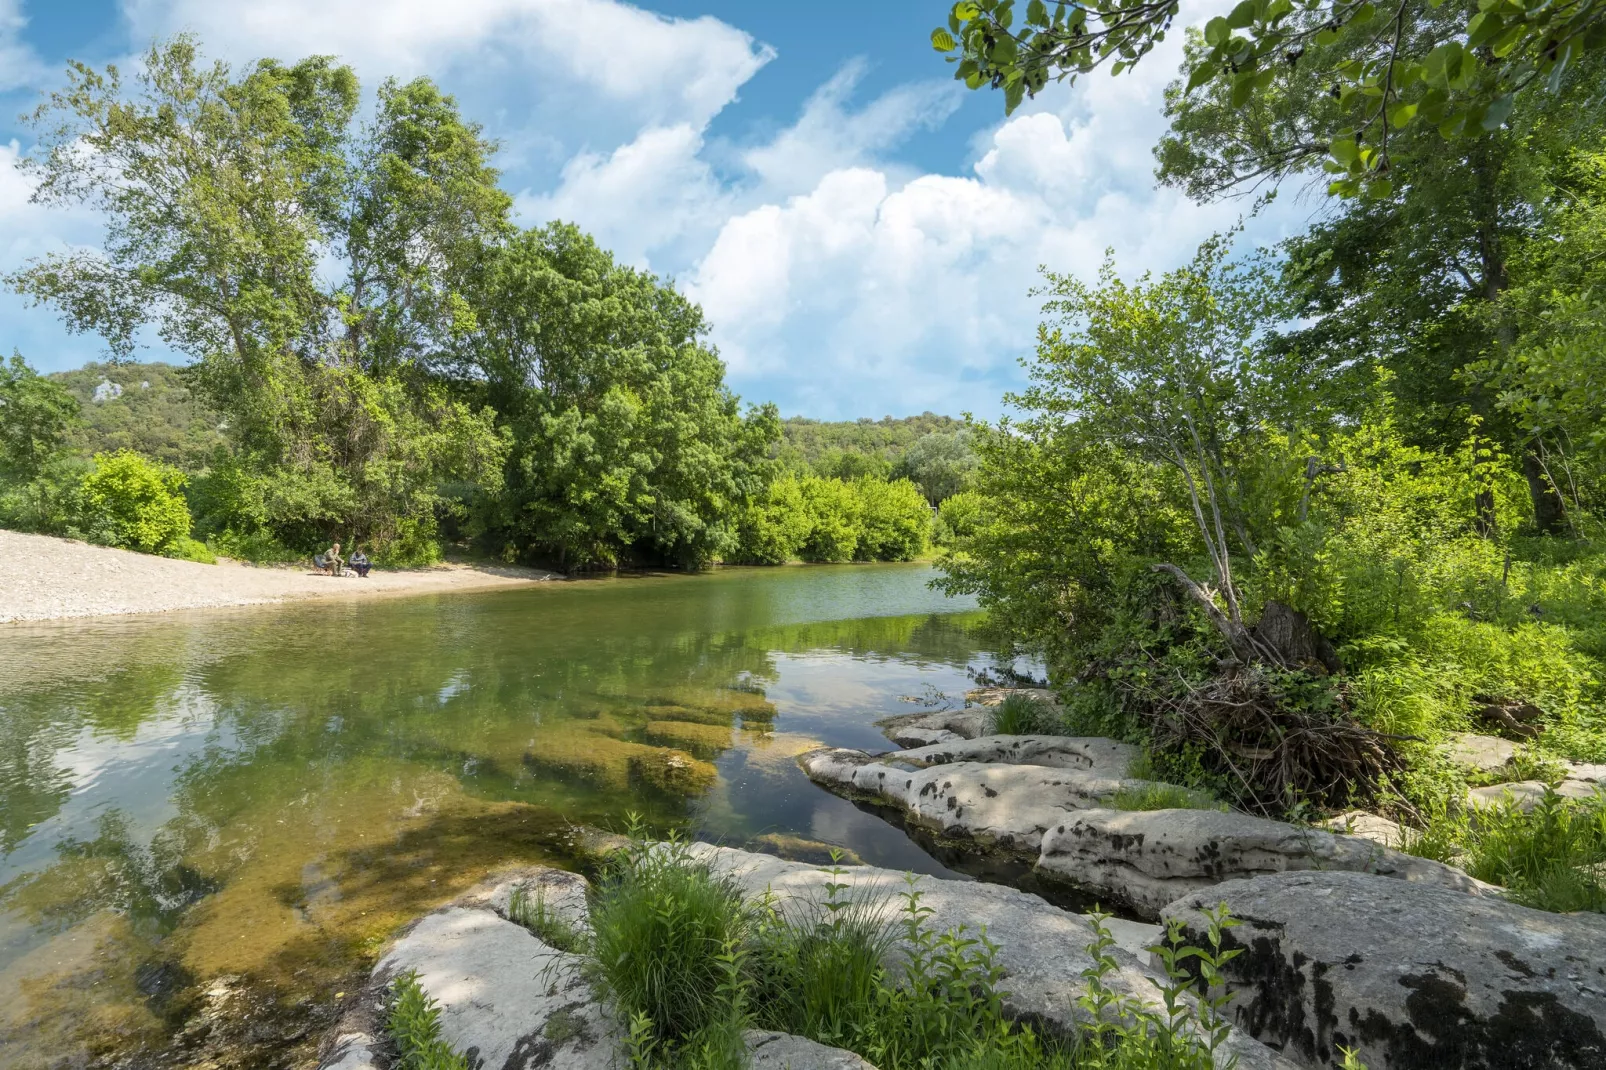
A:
[350,548,371,578]
[313,552,331,575]
[325,540,344,577]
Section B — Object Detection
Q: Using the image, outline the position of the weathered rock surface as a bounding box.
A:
[876,709,989,747]
[1163,870,1606,1069]
[799,748,1141,853]
[1444,733,1519,774]
[686,844,1297,1070]
[316,867,619,1070]
[965,686,1059,708]
[892,734,1140,777]
[802,746,1486,920]
[1468,778,1606,812]
[1316,810,1415,849]
[1038,809,1487,919]
[745,1029,878,1069]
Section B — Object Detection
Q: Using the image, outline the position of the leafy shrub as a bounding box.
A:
[75,450,193,553]
[937,490,984,544]
[853,477,931,561]
[799,476,863,563]
[387,971,470,1070]
[733,473,813,564]
[163,535,216,563]
[1406,789,1606,912]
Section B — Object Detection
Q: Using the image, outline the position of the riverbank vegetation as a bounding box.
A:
[546,831,1245,1069]
[2,38,975,572]
[930,3,1606,900]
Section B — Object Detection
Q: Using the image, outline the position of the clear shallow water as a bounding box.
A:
[0,563,1011,1068]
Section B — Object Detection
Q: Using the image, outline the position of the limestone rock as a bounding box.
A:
[1163,870,1606,1069]
[965,686,1058,708]
[1316,810,1416,850]
[1467,780,1550,812]
[745,1029,878,1069]
[1444,733,1519,774]
[799,748,1139,853]
[1566,762,1606,784]
[1038,808,1487,919]
[686,844,1298,1070]
[877,709,989,747]
[892,734,1140,778]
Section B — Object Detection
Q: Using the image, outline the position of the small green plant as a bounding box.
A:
[387,971,470,1070]
[508,883,581,952]
[1404,788,1606,912]
[1104,783,1228,812]
[988,693,1062,735]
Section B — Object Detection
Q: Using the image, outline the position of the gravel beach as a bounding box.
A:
[0,530,559,624]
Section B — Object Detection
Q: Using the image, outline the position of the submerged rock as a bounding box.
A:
[1163,870,1606,1069]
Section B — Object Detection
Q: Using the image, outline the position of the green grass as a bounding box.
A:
[581,824,1246,1070]
[387,971,470,1070]
[987,693,1063,735]
[1405,788,1606,912]
[508,884,582,952]
[1103,783,1229,812]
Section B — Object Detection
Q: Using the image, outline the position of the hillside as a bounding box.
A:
[50,361,227,469]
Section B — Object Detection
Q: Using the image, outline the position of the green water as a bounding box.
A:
[0,563,1009,1068]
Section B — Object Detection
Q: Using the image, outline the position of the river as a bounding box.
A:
[0,563,1016,1068]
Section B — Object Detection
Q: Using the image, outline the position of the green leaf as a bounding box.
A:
[1230,71,1255,107]
[1481,93,1515,129]
[931,28,958,52]
[1387,101,1418,128]
[1186,61,1218,92]
[991,34,1018,63]
[1204,16,1230,46]
[1227,0,1258,29]
[1026,0,1049,26]
[1328,136,1359,165]
[1364,177,1394,199]
[1349,1,1376,25]
[954,1,982,20]
[1004,78,1026,113]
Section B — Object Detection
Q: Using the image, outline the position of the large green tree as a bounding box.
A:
[10,37,507,555]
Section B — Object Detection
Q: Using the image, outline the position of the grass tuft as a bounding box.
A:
[1103,783,1229,812]
[987,693,1062,735]
[508,883,581,952]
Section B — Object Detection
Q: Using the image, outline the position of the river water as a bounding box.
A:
[0,563,1014,1068]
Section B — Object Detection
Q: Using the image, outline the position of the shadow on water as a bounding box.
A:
[0,563,1035,1068]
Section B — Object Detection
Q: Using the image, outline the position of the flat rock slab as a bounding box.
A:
[745,1030,878,1069]
[891,734,1140,778]
[1039,808,1488,919]
[686,844,1296,1070]
[1164,870,1606,1070]
[800,748,1140,853]
[1316,811,1415,850]
[1445,733,1519,774]
[877,709,989,747]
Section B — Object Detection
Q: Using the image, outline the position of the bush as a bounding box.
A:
[75,450,193,553]
[854,477,931,561]
[163,535,216,563]
[799,477,863,563]
[733,474,813,564]
[937,490,984,544]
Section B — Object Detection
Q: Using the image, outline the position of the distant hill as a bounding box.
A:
[776,413,965,473]
[50,362,227,470]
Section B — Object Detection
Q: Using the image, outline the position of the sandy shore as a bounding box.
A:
[0,530,560,624]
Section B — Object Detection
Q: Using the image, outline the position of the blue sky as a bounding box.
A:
[0,0,1313,419]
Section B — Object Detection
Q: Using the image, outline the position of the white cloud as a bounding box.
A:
[123,0,772,130]
[0,0,47,93]
[686,18,1307,419]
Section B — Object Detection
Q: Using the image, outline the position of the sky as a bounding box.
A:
[0,0,1319,419]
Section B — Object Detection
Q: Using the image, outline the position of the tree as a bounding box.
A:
[892,430,976,503]
[1017,236,1320,662]
[10,37,507,554]
[931,0,1606,196]
[853,477,933,560]
[467,223,778,570]
[0,354,79,483]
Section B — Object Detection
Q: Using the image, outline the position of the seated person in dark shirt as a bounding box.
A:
[349,548,371,578]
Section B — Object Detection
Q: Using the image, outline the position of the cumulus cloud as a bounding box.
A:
[122,0,772,132]
[686,20,1306,418]
[0,0,47,93]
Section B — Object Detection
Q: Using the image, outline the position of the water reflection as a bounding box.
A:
[0,564,1008,1068]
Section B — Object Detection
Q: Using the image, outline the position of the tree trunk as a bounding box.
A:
[1522,445,1567,535]
[1150,563,1262,664]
